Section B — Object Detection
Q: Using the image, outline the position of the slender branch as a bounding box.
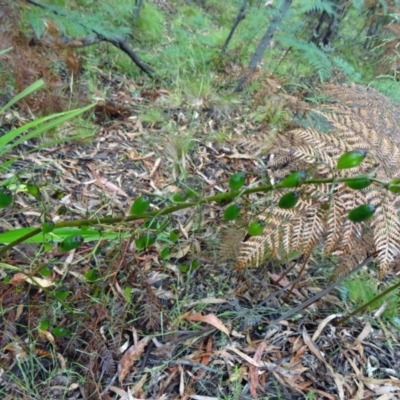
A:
[235,0,293,92]
[134,0,144,24]
[333,276,400,326]
[26,0,154,77]
[263,255,376,335]
[221,0,248,55]
[0,174,389,256]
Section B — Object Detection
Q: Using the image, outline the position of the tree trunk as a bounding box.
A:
[235,0,293,92]
[221,0,248,55]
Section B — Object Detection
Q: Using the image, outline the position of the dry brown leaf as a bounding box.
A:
[10,273,54,288]
[303,328,345,400]
[118,336,150,384]
[38,328,55,344]
[312,314,342,341]
[249,341,267,398]
[185,312,230,336]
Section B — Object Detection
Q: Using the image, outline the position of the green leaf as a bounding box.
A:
[171,193,186,202]
[0,187,13,209]
[53,326,71,337]
[0,227,129,244]
[41,221,55,233]
[388,178,400,194]
[179,264,189,273]
[85,270,100,282]
[135,233,157,249]
[345,177,371,190]
[223,204,241,221]
[347,204,376,222]
[130,195,151,215]
[169,229,180,242]
[39,265,53,277]
[54,287,70,300]
[161,247,171,259]
[229,172,246,191]
[185,187,199,198]
[39,320,50,330]
[26,182,41,199]
[337,150,367,170]
[277,171,306,188]
[278,191,300,209]
[58,235,84,252]
[247,220,265,236]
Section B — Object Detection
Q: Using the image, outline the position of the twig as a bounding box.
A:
[221,0,248,55]
[235,0,293,92]
[134,0,144,24]
[26,0,154,77]
[263,254,376,337]
[169,360,223,374]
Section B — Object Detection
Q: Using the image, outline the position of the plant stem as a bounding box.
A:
[0,174,389,256]
[333,278,400,326]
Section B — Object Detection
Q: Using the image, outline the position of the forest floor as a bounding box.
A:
[1,69,400,400]
[1,1,400,399]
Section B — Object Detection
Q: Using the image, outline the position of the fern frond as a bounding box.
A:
[232,83,400,276]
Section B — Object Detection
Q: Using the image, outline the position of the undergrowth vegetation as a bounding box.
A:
[1,0,400,399]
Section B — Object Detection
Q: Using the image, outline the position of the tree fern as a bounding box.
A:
[279,35,333,81]
[24,1,134,41]
[232,84,400,277]
[297,0,337,16]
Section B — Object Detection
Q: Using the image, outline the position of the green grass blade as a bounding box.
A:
[0,103,95,156]
[0,227,129,244]
[0,79,46,115]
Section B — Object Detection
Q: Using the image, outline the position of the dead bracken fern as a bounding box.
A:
[233,84,400,276]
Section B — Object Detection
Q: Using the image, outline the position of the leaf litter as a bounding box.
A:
[0,49,399,400]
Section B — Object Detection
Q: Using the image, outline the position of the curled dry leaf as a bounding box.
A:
[118,336,150,384]
[185,312,230,336]
[10,272,54,288]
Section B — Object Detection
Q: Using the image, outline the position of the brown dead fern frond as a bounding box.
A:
[233,84,400,276]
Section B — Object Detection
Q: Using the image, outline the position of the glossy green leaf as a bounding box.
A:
[85,270,100,282]
[229,172,246,191]
[53,326,71,337]
[130,195,151,215]
[347,204,376,222]
[41,221,55,233]
[39,320,50,330]
[54,287,70,300]
[0,187,12,209]
[277,171,307,188]
[143,218,160,229]
[388,178,400,194]
[58,235,84,252]
[135,233,157,249]
[223,204,241,221]
[26,182,41,199]
[278,191,300,209]
[179,264,189,273]
[169,229,180,242]
[171,193,186,202]
[345,177,371,190]
[247,220,265,236]
[39,265,53,277]
[185,187,199,198]
[161,247,171,259]
[337,149,367,170]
